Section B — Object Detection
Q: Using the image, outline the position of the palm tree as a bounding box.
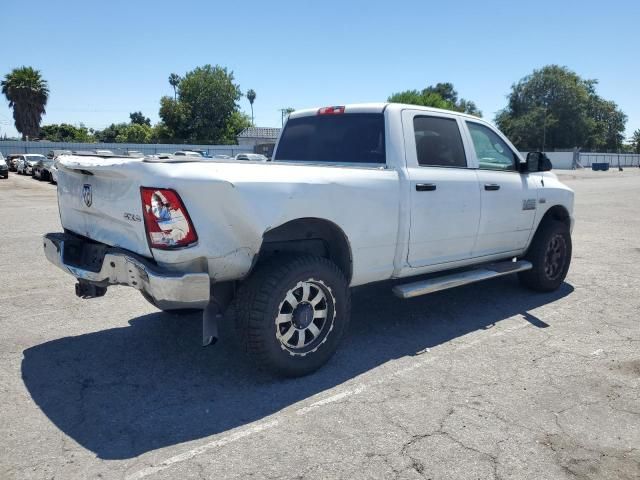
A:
[1,66,49,140]
[168,73,181,101]
[246,89,256,126]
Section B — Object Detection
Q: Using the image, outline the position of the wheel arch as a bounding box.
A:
[538,204,571,229]
[256,217,353,283]
[527,204,572,251]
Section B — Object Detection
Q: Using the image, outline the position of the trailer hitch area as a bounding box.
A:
[75,280,108,299]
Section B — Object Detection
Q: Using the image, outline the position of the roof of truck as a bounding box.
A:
[288,103,483,121]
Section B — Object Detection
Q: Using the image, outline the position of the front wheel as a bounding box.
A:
[519,220,572,292]
[235,255,350,377]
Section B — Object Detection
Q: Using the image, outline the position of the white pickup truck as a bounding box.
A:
[44,103,574,376]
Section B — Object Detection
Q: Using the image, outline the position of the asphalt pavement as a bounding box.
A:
[0,169,638,479]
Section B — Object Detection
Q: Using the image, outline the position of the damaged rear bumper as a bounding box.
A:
[43,232,210,310]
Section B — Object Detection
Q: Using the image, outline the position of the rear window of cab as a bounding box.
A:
[274,113,386,164]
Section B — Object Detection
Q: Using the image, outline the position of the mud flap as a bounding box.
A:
[202,282,235,347]
[202,302,220,347]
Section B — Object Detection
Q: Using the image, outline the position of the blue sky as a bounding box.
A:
[1,0,638,141]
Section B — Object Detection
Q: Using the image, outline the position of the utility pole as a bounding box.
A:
[542,105,547,153]
[279,108,295,127]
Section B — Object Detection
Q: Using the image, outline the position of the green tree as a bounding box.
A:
[1,66,49,139]
[632,129,640,154]
[40,123,94,142]
[387,89,451,109]
[94,123,129,143]
[129,111,151,126]
[115,123,153,143]
[219,111,252,144]
[158,96,189,141]
[495,65,627,151]
[168,73,181,101]
[388,82,482,116]
[159,65,242,143]
[151,122,174,143]
[246,89,256,125]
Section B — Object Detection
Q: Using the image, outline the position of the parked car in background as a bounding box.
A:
[16,154,46,175]
[188,149,211,158]
[46,150,72,184]
[50,163,59,183]
[235,153,269,162]
[33,157,56,181]
[47,149,72,160]
[94,149,114,155]
[173,151,203,158]
[0,159,8,179]
[6,154,21,171]
[47,150,71,160]
[212,154,232,160]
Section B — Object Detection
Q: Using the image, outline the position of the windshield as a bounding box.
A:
[274,113,386,164]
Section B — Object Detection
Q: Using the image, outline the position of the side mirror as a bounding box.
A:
[525,152,552,172]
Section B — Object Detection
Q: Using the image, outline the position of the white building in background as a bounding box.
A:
[236,127,281,148]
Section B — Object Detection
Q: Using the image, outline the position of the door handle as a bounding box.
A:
[416,183,437,191]
[484,184,500,191]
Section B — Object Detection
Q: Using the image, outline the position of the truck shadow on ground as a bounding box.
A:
[21,277,573,460]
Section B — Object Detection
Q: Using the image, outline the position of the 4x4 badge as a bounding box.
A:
[82,184,92,207]
[522,198,536,210]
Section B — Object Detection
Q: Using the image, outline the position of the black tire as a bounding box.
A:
[518,220,572,292]
[235,255,350,377]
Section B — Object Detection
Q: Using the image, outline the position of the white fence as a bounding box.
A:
[577,153,640,168]
[0,140,254,158]
[2,140,639,170]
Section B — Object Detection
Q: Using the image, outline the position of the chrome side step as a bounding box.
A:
[392,260,533,299]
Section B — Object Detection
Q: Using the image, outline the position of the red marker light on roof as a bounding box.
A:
[318,106,345,115]
[140,187,198,249]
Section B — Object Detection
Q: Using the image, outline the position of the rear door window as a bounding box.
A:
[274,113,385,164]
[413,116,467,168]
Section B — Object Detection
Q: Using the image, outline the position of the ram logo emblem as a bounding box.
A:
[82,184,93,207]
[522,198,536,211]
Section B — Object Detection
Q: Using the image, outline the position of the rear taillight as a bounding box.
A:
[140,187,198,249]
[318,106,345,115]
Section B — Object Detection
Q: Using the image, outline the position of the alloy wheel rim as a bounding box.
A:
[544,234,567,281]
[275,279,334,355]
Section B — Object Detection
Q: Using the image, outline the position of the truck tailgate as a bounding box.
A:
[56,156,151,257]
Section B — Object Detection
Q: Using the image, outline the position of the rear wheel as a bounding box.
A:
[518,220,572,292]
[235,255,350,377]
